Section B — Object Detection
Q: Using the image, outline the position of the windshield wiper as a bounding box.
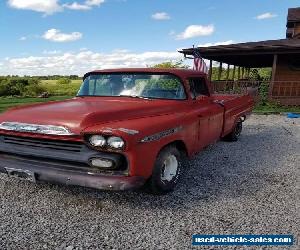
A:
[76,95,153,100]
[118,95,152,100]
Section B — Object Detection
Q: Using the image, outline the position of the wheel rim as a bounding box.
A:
[161,154,178,182]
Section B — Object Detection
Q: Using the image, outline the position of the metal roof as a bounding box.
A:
[180,39,300,67]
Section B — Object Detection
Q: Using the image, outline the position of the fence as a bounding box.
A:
[211,80,300,105]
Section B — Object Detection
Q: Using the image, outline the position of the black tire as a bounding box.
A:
[223,119,243,142]
[147,146,182,195]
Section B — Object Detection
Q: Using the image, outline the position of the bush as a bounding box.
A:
[23,84,47,97]
[0,77,81,97]
[57,78,71,85]
[249,69,271,105]
[0,80,10,96]
[0,78,44,97]
[0,78,27,96]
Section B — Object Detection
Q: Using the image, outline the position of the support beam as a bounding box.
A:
[246,68,250,79]
[226,64,230,80]
[237,67,240,80]
[209,60,213,81]
[269,54,278,96]
[232,66,236,80]
[241,67,245,79]
[218,62,222,80]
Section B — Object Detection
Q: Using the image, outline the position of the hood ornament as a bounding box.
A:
[0,122,74,136]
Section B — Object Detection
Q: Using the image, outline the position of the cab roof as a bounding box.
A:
[83,68,207,80]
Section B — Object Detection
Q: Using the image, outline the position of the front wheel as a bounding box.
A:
[147,146,183,195]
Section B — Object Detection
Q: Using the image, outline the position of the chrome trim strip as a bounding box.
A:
[0,122,74,136]
[140,126,182,143]
[118,128,139,135]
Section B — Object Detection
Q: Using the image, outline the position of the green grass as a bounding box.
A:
[40,79,82,96]
[0,96,72,113]
[253,102,300,114]
[0,79,81,113]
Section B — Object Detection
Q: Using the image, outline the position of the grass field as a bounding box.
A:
[40,79,82,96]
[0,96,72,113]
[254,102,300,114]
[0,79,81,113]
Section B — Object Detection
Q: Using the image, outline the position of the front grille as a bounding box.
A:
[2,136,84,153]
[0,135,128,174]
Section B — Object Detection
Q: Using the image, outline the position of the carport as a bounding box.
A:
[180,7,300,105]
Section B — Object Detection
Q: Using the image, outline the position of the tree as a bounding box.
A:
[151,60,189,69]
[0,77,42,97]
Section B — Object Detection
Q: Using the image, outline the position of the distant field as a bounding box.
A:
[40,79,82,96]
[0,79,80,113]
[0,96,72,113]
[41,79,82,85]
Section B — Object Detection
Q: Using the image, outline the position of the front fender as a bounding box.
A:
[82,114,190,178]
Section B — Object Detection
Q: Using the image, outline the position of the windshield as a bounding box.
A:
[77,73,186,100]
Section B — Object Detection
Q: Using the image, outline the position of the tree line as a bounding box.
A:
[1,75,81,80]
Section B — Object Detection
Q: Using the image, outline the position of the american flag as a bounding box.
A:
[193,51,209,74]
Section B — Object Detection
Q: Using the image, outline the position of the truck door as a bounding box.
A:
[189,77,224,149]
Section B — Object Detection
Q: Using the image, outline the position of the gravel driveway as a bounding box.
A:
[0,115,299,250]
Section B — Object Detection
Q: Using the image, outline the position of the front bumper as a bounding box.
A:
[0,154,146,191]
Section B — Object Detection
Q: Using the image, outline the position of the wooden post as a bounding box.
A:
[232,66,236,80]
[269,54,278,97]
[241,67,245,79]
[218,62,222,80]
[226,64,230,80]
[209,60,213,82]
[238,67,240,80]
[246,68,249,78]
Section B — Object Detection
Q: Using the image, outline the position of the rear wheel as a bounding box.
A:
[224,119,243,142]
[147,146,182,194]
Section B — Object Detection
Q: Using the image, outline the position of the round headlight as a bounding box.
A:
[89,135,106,147]
[107,136,125,149]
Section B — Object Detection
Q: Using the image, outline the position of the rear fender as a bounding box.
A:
[221,96,254,137]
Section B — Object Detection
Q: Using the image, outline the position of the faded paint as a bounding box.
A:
[0,68,254,190]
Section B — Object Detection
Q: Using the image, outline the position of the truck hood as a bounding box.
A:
[0,97,185,134]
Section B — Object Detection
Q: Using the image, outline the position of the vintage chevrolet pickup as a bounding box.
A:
[0,69,254,194]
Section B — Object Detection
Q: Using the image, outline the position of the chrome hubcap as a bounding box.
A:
[161,155,178,182]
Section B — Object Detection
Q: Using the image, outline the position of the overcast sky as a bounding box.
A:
[0,0,298,76]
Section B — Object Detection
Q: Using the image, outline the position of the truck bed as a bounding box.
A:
[213,94,254,136]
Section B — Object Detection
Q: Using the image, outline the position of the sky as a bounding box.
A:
[0,0,298,76]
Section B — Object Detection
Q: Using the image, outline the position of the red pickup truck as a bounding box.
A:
[0,69,254,194]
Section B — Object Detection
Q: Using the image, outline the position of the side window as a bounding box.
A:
[189,78,210,98]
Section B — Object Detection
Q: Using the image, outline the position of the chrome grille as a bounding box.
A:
[2,136,83,153]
